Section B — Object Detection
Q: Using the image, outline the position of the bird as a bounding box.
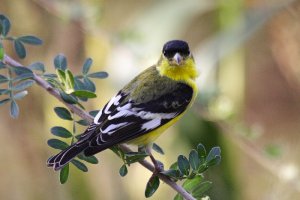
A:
[47,40,198,171]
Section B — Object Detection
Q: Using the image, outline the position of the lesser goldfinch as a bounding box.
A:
[47,40,198,170]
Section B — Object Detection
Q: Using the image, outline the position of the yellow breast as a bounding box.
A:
[128,57,198,146]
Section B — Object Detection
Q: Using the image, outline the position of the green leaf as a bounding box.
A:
[189,149,200,171]
[59,91,78,105]
[54,107,73,120]
[89,110,99,117]
[72,90,97,98]
[12,73,34,82]
[197,143,207,162]
[56,69,66,84]
[76,119,89,126]
[169,162,178,170]
[206,155,221,167]
[0,43,4,60]
[71,159,88,172]
[0,89,9,95]
[59,164,69,184]
[18,35,43,45]
[0,98,10,106]
[74,77,86,90]
[12,80,35,91]
[14,40,26,59]
[0,74,8,84]
[47,139,68,150]
[191,181,212,198]
[161,169,180,179]
[83,77,95,92]
[110,146,125,159]
[124,152,148,164]
[54,54,67,70]
[197,164,209,174]
[119,164,128,177]
[65,69,75,94]
[145,176,160,198]
[11,66,33,76]
[43,73,57,78]
[87,71,108,79]
[182,175,203,192]
[0,61,6,69]
[77,154,99,164]
[152,143,164,155]
[177,155,190,176]
[206,147,221,166]
[0,15,11,36]
[28,62,45,73]
[13,90,28,100]
[10,100,19,118]
[82,58,92,74]
[46,78,60,88]
[51,126,72,138]
[74,78,88,102]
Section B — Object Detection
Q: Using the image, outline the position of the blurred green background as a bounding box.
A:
[1,0,300,199]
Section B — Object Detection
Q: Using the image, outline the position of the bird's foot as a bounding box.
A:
[142,144,164,174]
[149,154,164,174]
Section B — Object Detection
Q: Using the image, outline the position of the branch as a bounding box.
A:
[3,54,196,200]
[3,55,93,123]
[119,145,196,200]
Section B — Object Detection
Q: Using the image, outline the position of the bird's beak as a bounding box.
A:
[173,53,182,65]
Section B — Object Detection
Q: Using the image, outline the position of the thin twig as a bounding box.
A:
[3,55,93,123]
[119,145,196,200]
[3,54,196,200]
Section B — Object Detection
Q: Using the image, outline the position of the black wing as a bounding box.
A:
[47,83,193,170]
[84,82,193,156]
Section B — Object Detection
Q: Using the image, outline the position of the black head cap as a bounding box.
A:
[162,40,190,58]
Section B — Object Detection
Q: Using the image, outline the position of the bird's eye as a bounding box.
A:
[180,50,190,57]
[163,50,175,58]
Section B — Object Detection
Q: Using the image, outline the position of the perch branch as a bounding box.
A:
[3,54,196,200]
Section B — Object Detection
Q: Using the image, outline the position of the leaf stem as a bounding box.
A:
[71,112,76,144]
[7,67,13,99]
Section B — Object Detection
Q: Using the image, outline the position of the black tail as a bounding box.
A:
[47,142,89,171]
[84,145,107,157]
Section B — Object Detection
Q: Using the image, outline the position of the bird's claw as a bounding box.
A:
[149,155,164,174]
